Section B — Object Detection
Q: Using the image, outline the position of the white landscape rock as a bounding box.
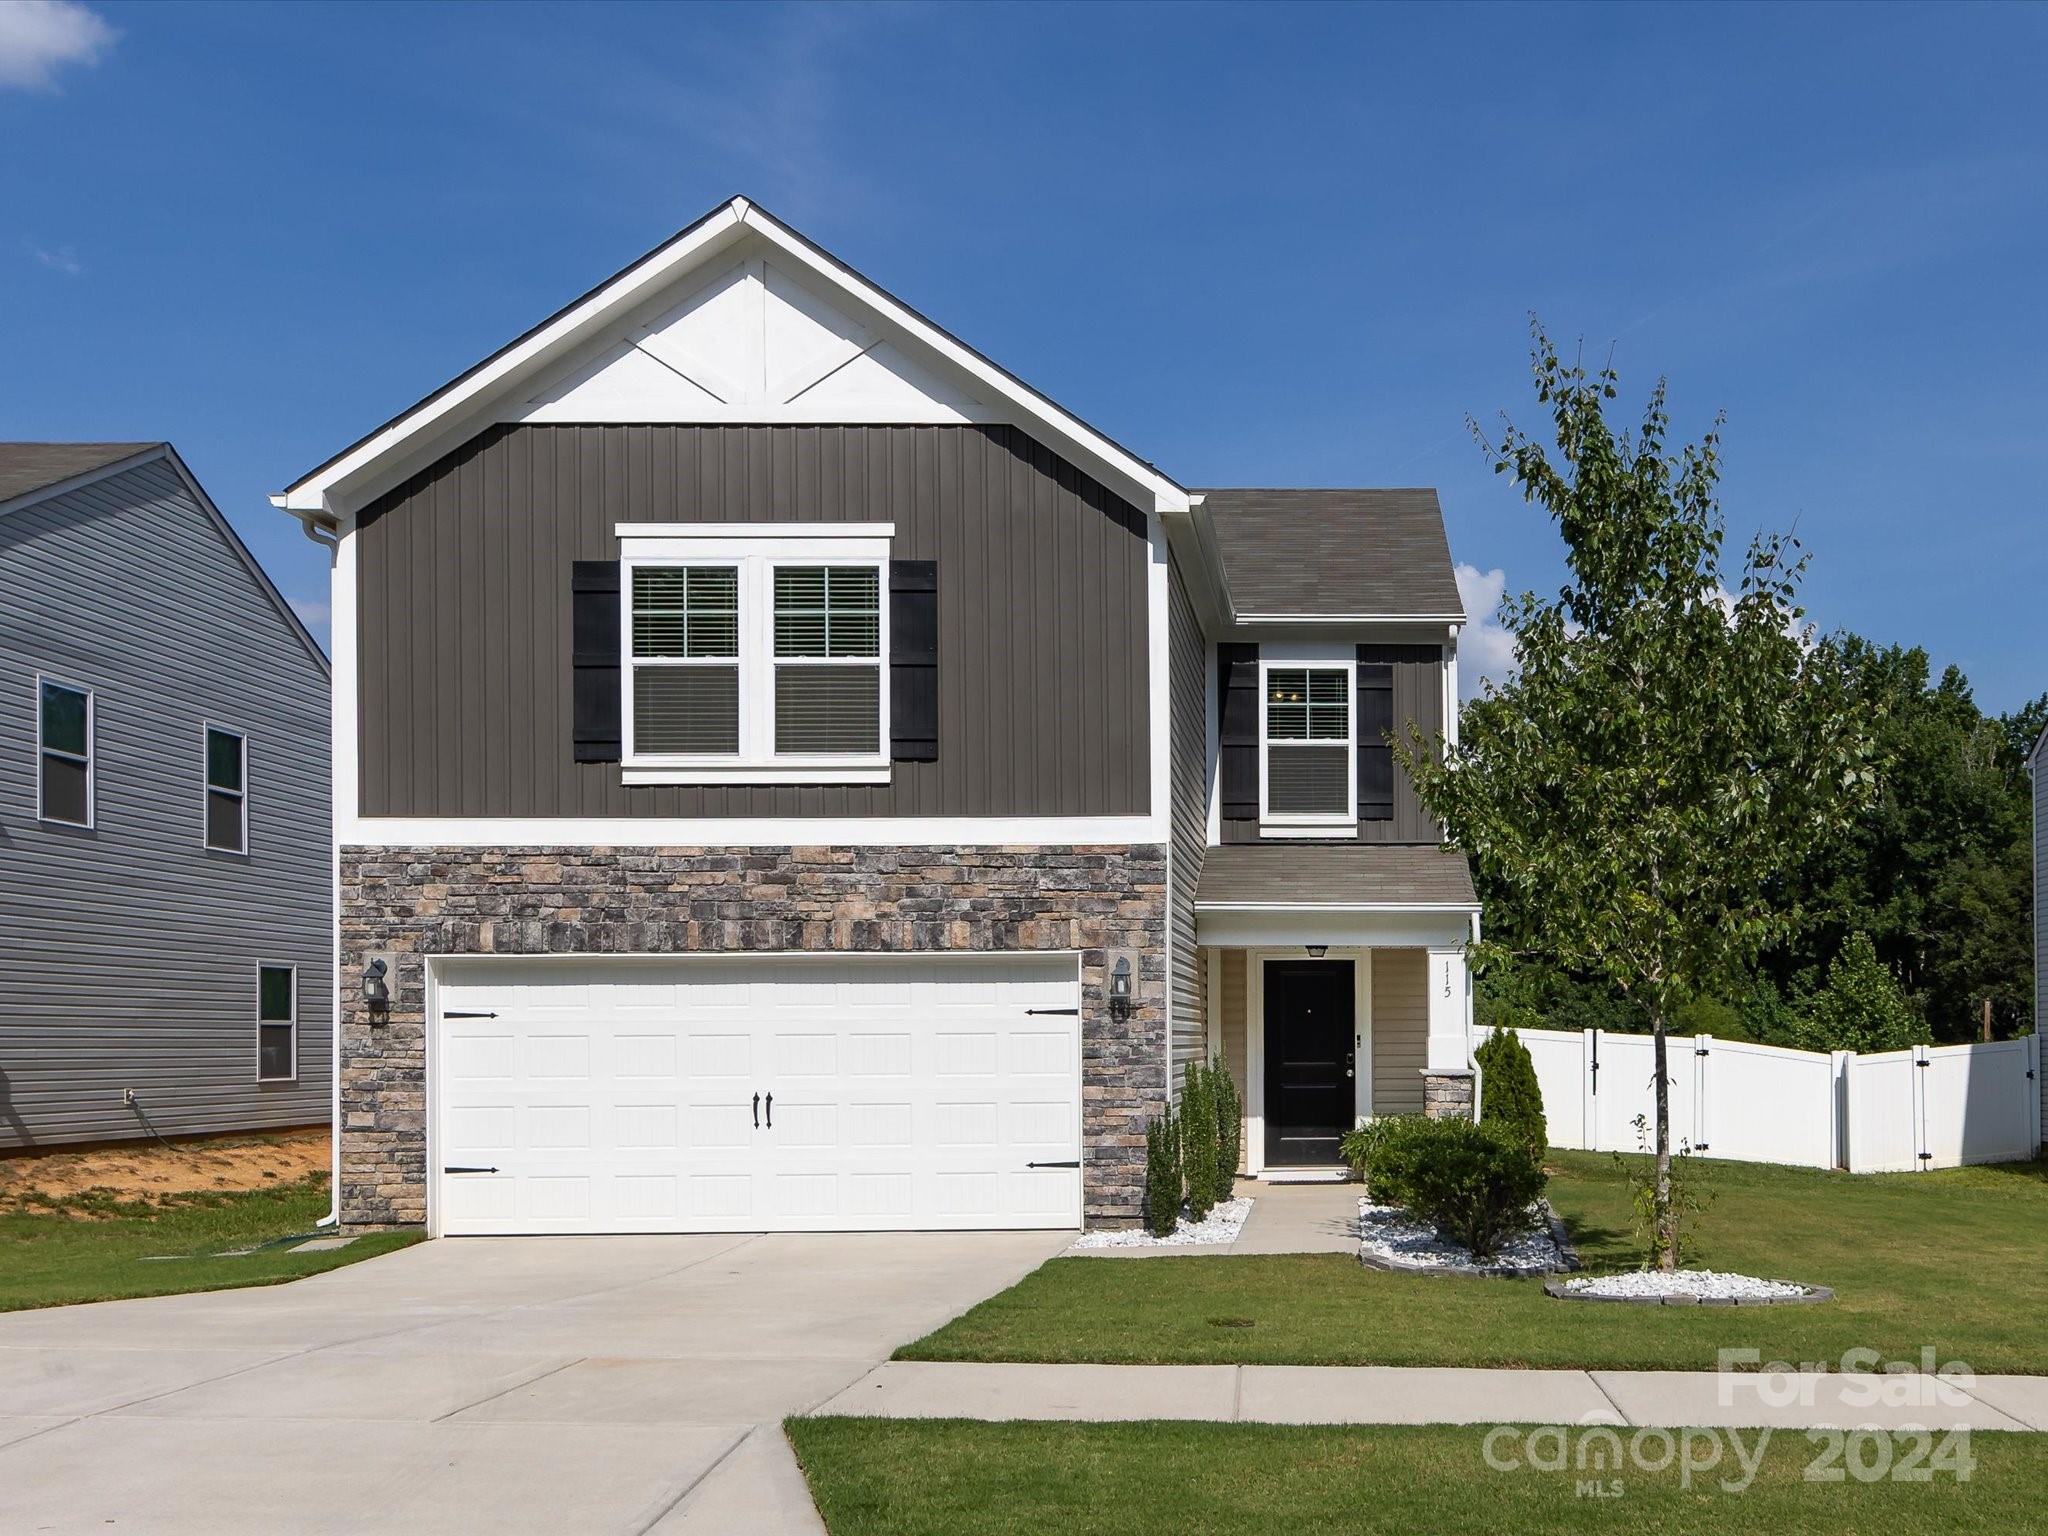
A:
[1357,1199,1567,1276]
[1072,1196,1253,1249]
[1558,1270,1813,1302]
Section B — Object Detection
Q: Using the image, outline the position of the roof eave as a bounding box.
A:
[277,195,1190,520]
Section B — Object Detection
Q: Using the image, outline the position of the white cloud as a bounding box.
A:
[0,1,116,90]
[290,596,331,633]
[1455,563,1516,700]
[31,243,81,275]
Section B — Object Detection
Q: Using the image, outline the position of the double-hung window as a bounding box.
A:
[257,963,296,1081]
[619,523,890,783]
[204,725,248,853]
[37,678,93,827]
[1260,659,1354,829]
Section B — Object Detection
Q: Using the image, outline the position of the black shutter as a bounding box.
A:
[572,561,622,763]
[1218,642,1259,821]
[1356,649,1395,822]
[890,559,938,762]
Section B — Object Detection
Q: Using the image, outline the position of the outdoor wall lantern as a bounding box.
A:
[363,956,391,1020]
[1305,945,1328,959]
[1108,955,1132,1023]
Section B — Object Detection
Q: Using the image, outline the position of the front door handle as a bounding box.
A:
[753,1093,760,1129]
[765,1092,773,1129]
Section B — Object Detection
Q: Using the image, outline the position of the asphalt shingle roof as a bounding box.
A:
[1198,487,1463,619]
[1195,842,1478,909]
[0,443,159,506]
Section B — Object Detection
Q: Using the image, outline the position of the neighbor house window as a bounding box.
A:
[258,964,296,1081]
[37,678,93,827]
[1261,663,1354,825]
[618,524,890,782]
[204,725,248,853]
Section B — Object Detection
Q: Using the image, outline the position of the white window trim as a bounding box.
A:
[618,523,893,785]
[35,674,95,829]
[1257,646,1356,834]
[257,962,298,1083]
[203,722,250,854]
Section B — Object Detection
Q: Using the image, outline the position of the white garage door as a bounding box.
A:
[432,955,1082,1236]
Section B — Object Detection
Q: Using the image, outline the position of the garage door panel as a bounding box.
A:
[435,955,1080,1236]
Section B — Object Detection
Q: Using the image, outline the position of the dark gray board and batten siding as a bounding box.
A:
[0,457,332,1147]
[356,424,1151,819]
[1219,643,1445,845]
[1167,549,1209,1093]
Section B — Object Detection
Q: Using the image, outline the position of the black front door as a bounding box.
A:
[1264,960,1355,1166]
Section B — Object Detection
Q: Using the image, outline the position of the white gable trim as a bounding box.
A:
[277,197,1187,523]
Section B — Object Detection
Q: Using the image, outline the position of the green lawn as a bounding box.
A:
[903,1153,2048,1372]
[0,1175,418,1312]
[788,1419,2041,1536]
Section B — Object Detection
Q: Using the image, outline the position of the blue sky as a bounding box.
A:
[4,1,2043,709]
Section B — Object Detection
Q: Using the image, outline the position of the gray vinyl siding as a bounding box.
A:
[1167,548,1207,1094]
[1370,949,1428,1117]
[1223,645,1444,845]
[0,458,331,1148]
[356,423,1151,819]
[1220,949,1248,1171]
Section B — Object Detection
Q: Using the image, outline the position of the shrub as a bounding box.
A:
[1371,1117,1545,1259]
[1179,1064,1216,1223]
[1339,1114,1428,1205]
[1145,1103,1182,1237]
[1789,932,1918,1055]
[1209,1057,1242,1204]
[1475,1027,1547,1162]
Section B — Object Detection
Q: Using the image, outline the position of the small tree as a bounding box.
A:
[1791,932,1918,1054]
[1476,1027,1547,1163]
[1210,1057,1243,1204]
[1145,1102,1182,1237]
[1402,325,1875,1269]
[1179,1063,1216,1223]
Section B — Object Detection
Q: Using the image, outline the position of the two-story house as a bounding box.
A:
[2,442,332,1149]
[274,198,1478,1234]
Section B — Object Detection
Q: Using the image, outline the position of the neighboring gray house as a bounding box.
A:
[1,443,331,1148]
[274,197,1476,1236]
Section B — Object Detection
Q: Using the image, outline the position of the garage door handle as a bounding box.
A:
[1027,1160,1080,1169]
[765,1093,773,1129]
[443,1165,498,1174]
[753,1093,760,1129]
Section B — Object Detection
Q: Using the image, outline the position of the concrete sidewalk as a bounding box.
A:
[812,1361,2048,1432]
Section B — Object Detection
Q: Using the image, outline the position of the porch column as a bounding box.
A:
[1422,944,1475,1121]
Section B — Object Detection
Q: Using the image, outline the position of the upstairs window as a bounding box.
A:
[37,678,93,827]
[1261,663,1353,825]
[257,963,296,1081]
[773,565,881,756]
[205,725,248,853]
[619,524,891,783]
[630,565,741,755]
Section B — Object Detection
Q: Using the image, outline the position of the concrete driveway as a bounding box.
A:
[0,1229,1067,1535]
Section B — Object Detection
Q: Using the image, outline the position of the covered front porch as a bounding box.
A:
[1191,844,1481,1177]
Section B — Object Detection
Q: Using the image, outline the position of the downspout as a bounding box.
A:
[278,497,344,1227]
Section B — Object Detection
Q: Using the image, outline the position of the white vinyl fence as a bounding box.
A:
[1512,1028,2040,1173]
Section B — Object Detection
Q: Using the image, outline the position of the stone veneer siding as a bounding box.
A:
[339,845,1168,1230]
[1422,1068,1476,1122]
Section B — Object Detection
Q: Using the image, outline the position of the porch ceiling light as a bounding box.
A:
[1305,945,1328,959]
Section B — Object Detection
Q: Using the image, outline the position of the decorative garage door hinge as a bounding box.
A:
[443,1165,499,1174]
[444,1010,498,1019]
[1026,1160,1081,1169]
[1025,1006,1079,1016]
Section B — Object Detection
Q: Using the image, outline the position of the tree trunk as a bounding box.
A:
[1650,1003,1676,1271]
